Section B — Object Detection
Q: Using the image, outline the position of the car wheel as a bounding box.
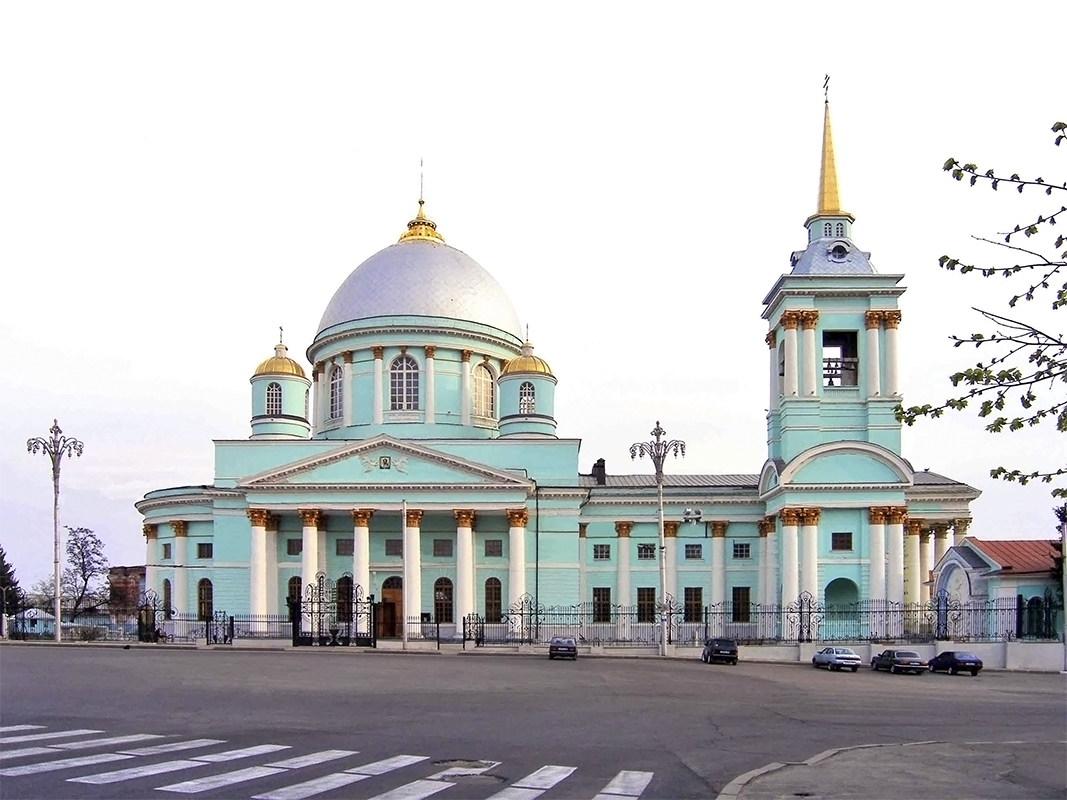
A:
[731,659,738,665]
[871,662,878,671]
[701,653,708,664]
[851,666,858,672]
[949,666,958,675]
[812,659,818,668]
[890,665,899,674]
[548,654,554,660]
[970,668,978,676]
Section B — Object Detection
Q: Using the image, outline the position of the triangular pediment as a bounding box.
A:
[239,436,533,490]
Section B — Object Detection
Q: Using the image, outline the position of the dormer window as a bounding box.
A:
[835,222,844,237]
[823,222,832,237]
[829,242,849,262]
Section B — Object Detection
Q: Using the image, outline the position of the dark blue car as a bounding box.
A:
[928,650,983,676]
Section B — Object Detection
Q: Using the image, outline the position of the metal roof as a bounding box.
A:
[579,474,760,489]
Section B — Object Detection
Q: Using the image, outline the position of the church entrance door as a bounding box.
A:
[377,576,403,639]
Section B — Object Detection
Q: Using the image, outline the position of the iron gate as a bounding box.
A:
[290,573,376,647]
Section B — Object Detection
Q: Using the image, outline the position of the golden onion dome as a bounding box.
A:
[398,198,445,243]
[501,341,554,377]
[253,341,307,378]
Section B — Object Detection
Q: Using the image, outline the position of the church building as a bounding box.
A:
[135,101,980,635]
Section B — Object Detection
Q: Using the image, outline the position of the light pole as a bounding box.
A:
[631,421,685,657]
[27,419,84,643]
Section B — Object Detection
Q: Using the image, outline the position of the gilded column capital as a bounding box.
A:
[614,521,633,538]
[351,508,374,527]
[265,513,279,532]
[710,521,728,538]
[865,310,884,330]
[506,508,529,527]
[312,363,322,379]
[170,520,187,537]
[906,519,924,536]
[143,523,158,540]
[780,508,800,527]
[342,350,353,364]
[405,509,424,527]
[453,509,476,528]
[799,508,822,526]
[887,507,908,526]
[765,330,777,349]
[757,520,771,537]
[930,523,949,539]
[800,310,819,330]
[371,345,384,359]
[424,345,437,358]
[780,311,800,331]
[247,508,270,527]
[578,523,587,539]
[868,507,887,525]
[883,310,902,329]
[461,349,473,363]
[953,518,971,537]
[298,508,322,528]
[663,521,679,538]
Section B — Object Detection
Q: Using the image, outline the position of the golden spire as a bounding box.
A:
[398,198,445,243]
[816,99,844,215]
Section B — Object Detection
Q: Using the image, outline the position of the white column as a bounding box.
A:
[319,363,330,427]
[780,512,799,605]
[171,521,187,615]
[507,509,528,606]
[265,522,278,614]
[766,331,779,411]
[710,522,727,606]
[342,354,353,427]
[868,508,886,602]
[425,346,437,426]
[460,350,472,426]
[404,509,423,636]
[919,531,932,604]
[801,312,818,396]
[887,509,906,604]
[372,346,384,424]
[311,366,322,432]
[299,509,320,592]
[454,509,475,626]
[885,311,901,396]
[904,520,921,604]
[800,509,820,599]
[783,314,799,397]
[317,525,327,577]
[952,517,970,547]
[762,519,778,607]
[578,524,587,605]
[664,522,679,604]
[757,524,769,607]
[143,525,158,598]
[351,509,372,633]
[865,312,882,397]
[615,522,632,607]
[247,509,268,617]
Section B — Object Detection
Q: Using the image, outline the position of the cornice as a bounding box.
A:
[760,482,910,501]
[245,482,528,493]
[309,325,520,362]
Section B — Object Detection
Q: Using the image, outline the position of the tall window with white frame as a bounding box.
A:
[390,355,419,411]
[472,363,494,418]
[329,365,344,419]
[518,381,536,414]
[266,382,282,416]
[304,389,309,420]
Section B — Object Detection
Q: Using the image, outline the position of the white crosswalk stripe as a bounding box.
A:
[251,754,427,800]
[1,752,133,776]
[486,764,576,799]
[593,769,655,799]
[67,744,289,785]
[365,778,454,800]
[0,725,46,733]
[0,728,102,744]
[121,739,226,756]
[156,750,358,794]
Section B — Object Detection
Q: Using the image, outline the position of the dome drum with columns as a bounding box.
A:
[135,99,995,655]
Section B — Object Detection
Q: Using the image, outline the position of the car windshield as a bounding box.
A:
[895,651,920,658]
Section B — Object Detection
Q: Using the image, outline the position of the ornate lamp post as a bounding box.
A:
[27,419,84,643]
[630,421,685,656]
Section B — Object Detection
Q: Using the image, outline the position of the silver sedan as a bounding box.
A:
[812,646,863,672]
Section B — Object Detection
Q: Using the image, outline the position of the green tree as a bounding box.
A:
[0,544,23,615]
[897,122,1067,498]
[28,527,109,621]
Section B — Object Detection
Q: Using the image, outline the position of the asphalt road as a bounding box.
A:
[0,645,1064,799]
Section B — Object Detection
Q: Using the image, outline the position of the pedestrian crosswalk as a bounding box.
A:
[0,723,656,799]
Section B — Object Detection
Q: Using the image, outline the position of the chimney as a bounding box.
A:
[592,458,606,486]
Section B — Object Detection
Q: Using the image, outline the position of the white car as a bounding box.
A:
[812,646,862,672]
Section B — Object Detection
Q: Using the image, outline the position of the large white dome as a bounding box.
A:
[316,238,523,339]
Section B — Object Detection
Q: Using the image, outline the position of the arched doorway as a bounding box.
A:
[824,578,860,639]
[824,577,859,608]
[377,576,403,639]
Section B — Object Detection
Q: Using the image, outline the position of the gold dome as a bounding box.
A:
[254,341,307,378]
[398,199,445,243]
[501,341,554,377]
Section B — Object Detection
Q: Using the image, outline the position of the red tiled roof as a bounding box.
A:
[965,538,1059,575]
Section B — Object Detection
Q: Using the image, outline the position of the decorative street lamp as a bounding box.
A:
[27,419,84,643]
[630,421,685,656]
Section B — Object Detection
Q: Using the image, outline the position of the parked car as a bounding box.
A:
[701,637,739,665]
[928,650,983,676]
[812,646,862,671]
[870,649,927,674]
[548,636,577,660]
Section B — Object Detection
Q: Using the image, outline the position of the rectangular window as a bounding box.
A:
[637,587,656,623]
[484,539,503,557]
[336,538,354,556]
[685,543,702,560]
[162,543,172,560]
[287,538,302,556]
[684,587,703,623]
[385,539,403,557]
[484,580,502,623]
[196,542,213,559]
[731,586,751,622]
[433,539,453,558]
[832,531,853,551]
[637,543,656,561]
[593,544,611,561]
[592,587,611,622]
[733,542,751,560]
[823,330,859,387]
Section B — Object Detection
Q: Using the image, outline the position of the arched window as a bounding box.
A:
[485,577,502,623]
[835,222,844,237]
[336,575,353,623]
[304,389,309,420]
[329,366,344,420]
[266,382,282,416]
[473,363,494,418]
[162,578,173,620]
[390,355,419,410]
[824,222,832,237]
[519,381,536,414]
[197,579,213,621]
[287,576,302,621]
[434,577,454,623]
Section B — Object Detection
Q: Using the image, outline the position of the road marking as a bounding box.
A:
[0,747,57,761]
[485,765,576,800]
[0,752,132,776]
[53,733,165,750]
[69,759,205,784]
[0,725,45,733]
[158,765,286,793]
[192,744,289,762]
[266,750,357,769]
[428,760,500,779]
[345,755,429,775]
[120,739,224,755]
[0,729,102,744]
[487,789,544,800]
[596,769,655,797]
[252,772,370,800]
[366,779,454,800]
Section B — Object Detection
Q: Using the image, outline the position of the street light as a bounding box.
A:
[27,419,84,643]
[630,420,685,657]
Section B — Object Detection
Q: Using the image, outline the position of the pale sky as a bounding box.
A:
[2,3,1064,586]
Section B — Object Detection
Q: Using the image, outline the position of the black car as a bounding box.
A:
[928,650,983,676]
[870,648,927,674]
[701,638,738,665]
[548,636,577,660]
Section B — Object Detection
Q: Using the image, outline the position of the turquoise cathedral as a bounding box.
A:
[135,102,980,632]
